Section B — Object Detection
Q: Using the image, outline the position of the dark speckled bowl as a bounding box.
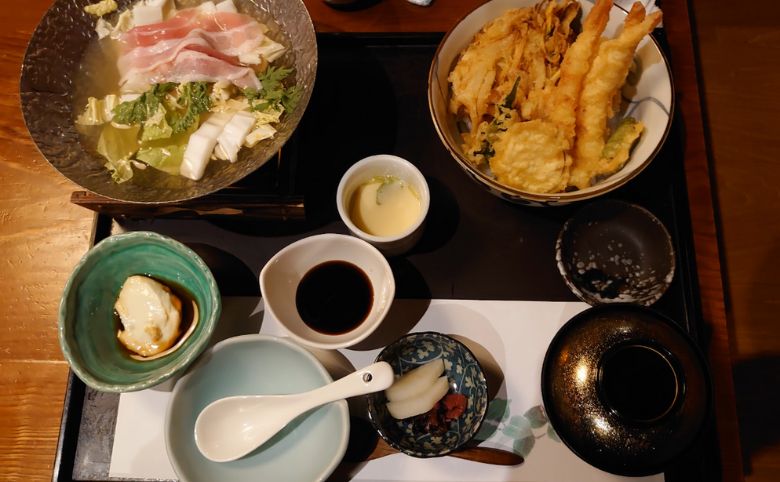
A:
[20,0,316,203]
[542,305,711,476]
[556,199,676,306]
[366,332,488,458]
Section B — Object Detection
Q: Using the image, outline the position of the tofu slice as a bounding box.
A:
[180,114,231,181]
[215,112,256,163]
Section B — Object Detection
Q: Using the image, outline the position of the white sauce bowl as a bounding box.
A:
[259,234,395,350]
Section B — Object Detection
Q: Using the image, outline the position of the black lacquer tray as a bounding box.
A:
[52,33,724,481]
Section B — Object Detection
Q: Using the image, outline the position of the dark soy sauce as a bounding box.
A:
[295,261,373,335]
[599,344,680,423]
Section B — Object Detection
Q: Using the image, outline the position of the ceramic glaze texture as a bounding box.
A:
[20,0,317,203]
[556,199,676,306]
[336,154,431,256]
[260,233,395,349]
[541,305,710,476]
[367,332,488,457]
[58,231,221,392]
[428,0,673,205]
[165,335,349,482]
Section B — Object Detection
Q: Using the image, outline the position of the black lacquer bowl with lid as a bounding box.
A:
[542,305,711,476]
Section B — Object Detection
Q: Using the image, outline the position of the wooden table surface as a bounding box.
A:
[1,0,774,480]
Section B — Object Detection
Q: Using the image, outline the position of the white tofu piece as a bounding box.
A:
[180,114,230,181]
[198,1,217,13]
[132,3,163,26]
[216,112,256,163]
[115,275,181,358]
[215,0,237,13]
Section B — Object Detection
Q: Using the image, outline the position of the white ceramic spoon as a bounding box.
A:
[194,361,394,462]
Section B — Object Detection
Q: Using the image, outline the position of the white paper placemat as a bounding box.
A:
[109,297,664,482]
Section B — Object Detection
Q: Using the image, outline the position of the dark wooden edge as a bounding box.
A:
[50,21,738,480]
[52,213,111,482]
[663,0,744,480]
[70,190,306,221]
[52,372,85,482]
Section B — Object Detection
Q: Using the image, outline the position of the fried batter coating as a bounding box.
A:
[448,9,529,132]
[546,0,612,143]
[544,0,612,189]
[449,1,661,193]
[448,0,579,167]
[570,4,662,189]
[600,117,645,175]
[490,120,568,193]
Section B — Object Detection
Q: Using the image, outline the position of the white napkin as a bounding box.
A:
[109,298,664,482]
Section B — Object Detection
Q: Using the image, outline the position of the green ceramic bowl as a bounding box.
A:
[58,231,221,392]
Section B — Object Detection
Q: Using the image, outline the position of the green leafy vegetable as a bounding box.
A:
[136,123,197,174]
[96,124,140,183]
[168,82,211,134]
[112,82,209,139]
[76,95,120,126]
[136,145,187,175]
[503,76,521,109]
[112,83,176,125]
[244,66,301,113]
[140,106,173,142]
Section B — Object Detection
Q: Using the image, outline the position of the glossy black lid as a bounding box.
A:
[542,304,711,476]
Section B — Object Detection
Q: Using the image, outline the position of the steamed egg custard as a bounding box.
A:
[349,176,421,237]
[115,275,186,358]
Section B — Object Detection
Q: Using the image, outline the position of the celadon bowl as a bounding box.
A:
[58,231,221,392]
[165,334,349,482]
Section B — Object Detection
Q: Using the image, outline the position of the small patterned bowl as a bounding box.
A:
[58,231,221,392]
[366,332,488,457]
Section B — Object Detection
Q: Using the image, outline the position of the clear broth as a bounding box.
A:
[71,0,295,185]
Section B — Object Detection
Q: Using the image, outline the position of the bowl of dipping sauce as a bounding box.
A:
[259,233,395,350]
[337,154,430,256]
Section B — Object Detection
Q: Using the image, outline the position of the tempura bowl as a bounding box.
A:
[20,0,316,203]
[428,0,674,206]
